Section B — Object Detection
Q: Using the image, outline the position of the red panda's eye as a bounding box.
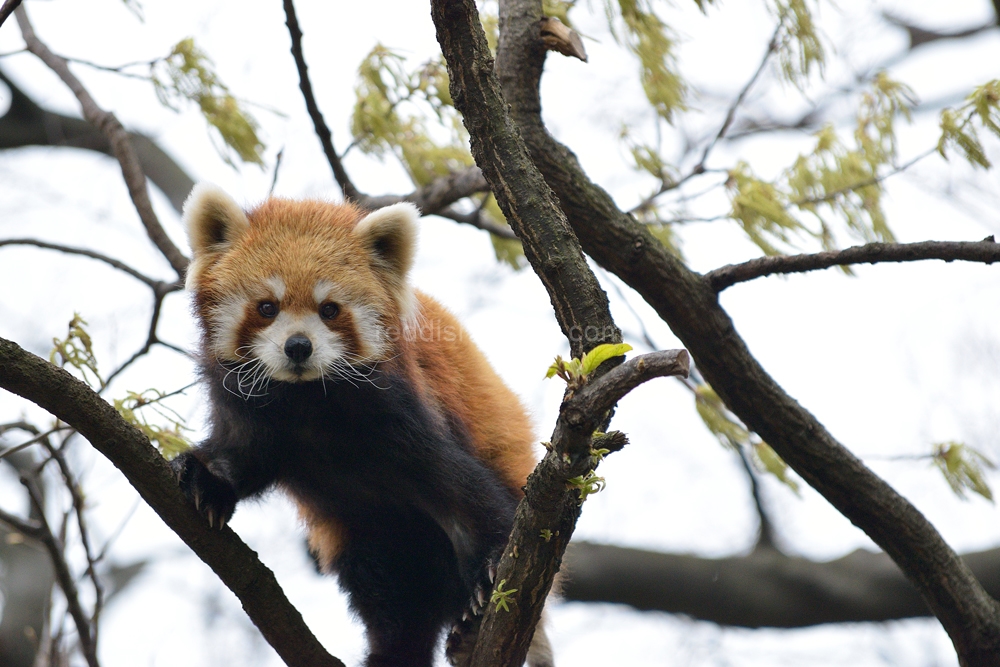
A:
[319,302,340,320]
[258,301,278,318]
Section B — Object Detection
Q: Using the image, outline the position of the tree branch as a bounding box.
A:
[0,337,345,667]
[431,0,620,360]
[0,0,20,30]
[0,239,178,290]
[19,475,100,667]
[468,350,690,667]
[281,0,359,201]
[706,237,1000,291]
[494,1,1000,664]
[561,542,1000,628]
[14,8,189,278]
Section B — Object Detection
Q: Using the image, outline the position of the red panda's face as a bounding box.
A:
[182,186,418,389]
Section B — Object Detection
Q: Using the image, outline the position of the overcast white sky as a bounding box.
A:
[1,0,1000,665]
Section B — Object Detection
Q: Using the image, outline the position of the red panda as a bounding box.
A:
[171,185,552,667]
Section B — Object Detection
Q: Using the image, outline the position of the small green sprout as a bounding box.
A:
[50,313,103,389]
[567,471,606,503]
[114,388,192,459]
[539,529,553,542]
[490,579,518,612]
[545,343,633,388]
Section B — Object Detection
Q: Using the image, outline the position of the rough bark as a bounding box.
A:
[0,338,344,667]
[431,0,620,360]
[494,1,1000,664]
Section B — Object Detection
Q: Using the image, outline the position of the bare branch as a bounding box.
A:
[359,165,490,213]
[0,239,177,290]
[706,238,1000,291]
[20,475,99,667]
[435,205,519,239]
[0,337,346,667]
[14,7,189,278]
[281,0,359,201]
[102,288,170,387]
[0,0,21,30]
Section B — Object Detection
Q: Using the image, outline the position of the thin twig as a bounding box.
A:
[435,205,519,239]
[268,147,284,196]
[0,239,176,290]
[20,475,100,667]
[281,0,359,201]
[15,6,189,278]
[630,23,781,215]
[0,426,66,461]
[37,438,105,642]
[102,289,169,387]
[706,237,1000,291]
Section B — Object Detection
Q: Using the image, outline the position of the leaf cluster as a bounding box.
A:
[351,45,472,187]
[604,0,685,123]
[114,389,191,459]
[151,38,265,166]
[729,74,912,255]
[50,314,103,389]
[938,80,1000,169]
[545,343,633,389]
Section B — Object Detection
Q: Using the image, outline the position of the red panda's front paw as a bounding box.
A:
[171,452,237,529]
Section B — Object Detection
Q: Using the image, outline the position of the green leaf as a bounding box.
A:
[581,343,633,376]
[151,38,264,166]
[50,313,103,389]
[933,442,995,502]
[752,442,800,494]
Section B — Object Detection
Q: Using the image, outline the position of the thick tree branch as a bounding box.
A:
[0,337,345,667]
[469,351,689,667]
[15,8,189,278]
[706,238,1000,291]
[431,0,620,360]
[495,1,1000,664]
[562,542,1000,628]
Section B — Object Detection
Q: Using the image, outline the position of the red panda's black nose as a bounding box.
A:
[284,335,313,363]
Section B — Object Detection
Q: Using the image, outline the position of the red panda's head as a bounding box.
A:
[182,184,418,386]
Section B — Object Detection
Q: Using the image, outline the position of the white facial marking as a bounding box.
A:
[254,311,346,382]
[265,276,287,301]
[208,295,250,360]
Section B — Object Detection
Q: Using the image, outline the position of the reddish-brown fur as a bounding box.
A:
[187,195,537,568]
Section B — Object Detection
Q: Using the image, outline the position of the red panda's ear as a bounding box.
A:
[182,184,250,258]
[353,203,419,286]
[182,184,250,289]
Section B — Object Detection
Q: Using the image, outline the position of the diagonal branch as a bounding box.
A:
[15,7,189,278]
[0,337,345,667]
[0,0,20,30]
[494,1,1000,664]
[281,0,359,201]
[706,237,1000,291]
